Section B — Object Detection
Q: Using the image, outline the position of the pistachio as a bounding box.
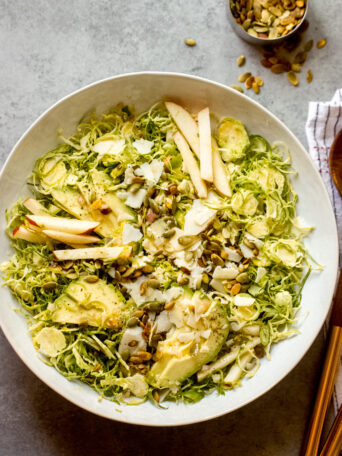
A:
[139,281,148,296]
[291,63,301,73]
[238,72,252,83]
[165,300,176,311]
[171,196,177,215]
[168,183,179,195]
[133,310,144,318]
[230,84,244,93]
[127,317,140,328]
[245,76,255,89]
[178,235,197,246]
[288,70,299,86]
[162,229,176,239]
[243,238,255,249]
[128,340,138,347]
[129,183,142,194]
[142,264,154,274]
[220,250,229,260]
[150,334,163,347]
[85,275,99,283]
[237,55,246,67]
[304,39,313,52]
[252,82,260,94]
[261,58,273,68]
[185,38,196,47]
[211,253,225,267]
[254,76,264,87]
[146,278,160,289]
[185,251,195,262]
[236,272,250,284]
[231,283,241,296]
[148,198,160,214]
[143,302,164,312]
[294,51,307,64]
[270,63,286,74]
[306,69,313,83]
[316,39,326,49]
[202,273,210,284]
[42,281,58,291]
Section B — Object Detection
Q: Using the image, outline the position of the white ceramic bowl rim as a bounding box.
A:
[0,71,338,426]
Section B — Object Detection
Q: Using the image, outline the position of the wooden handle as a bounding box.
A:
[320,404,342,456]
[301,325,342,456]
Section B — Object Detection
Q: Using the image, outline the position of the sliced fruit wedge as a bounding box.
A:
[26,215,99,234]
[212,137,232,197]
[165,101,200,158]
[13,226,47,243]
[53,246,132,261]
[23,198,49,216]
[42,230,100,245]
[198,107,213,182]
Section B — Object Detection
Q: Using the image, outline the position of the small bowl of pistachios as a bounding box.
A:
[228,0,308,45]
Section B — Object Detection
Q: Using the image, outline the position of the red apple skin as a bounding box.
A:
[12,227,19,236]
[26,215,39,227]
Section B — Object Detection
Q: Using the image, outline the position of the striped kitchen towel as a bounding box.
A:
[306,88,342,413]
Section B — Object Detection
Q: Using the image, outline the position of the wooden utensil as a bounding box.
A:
[301,129,342,456]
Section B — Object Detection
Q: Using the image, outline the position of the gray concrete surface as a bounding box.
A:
[0,0,341,454]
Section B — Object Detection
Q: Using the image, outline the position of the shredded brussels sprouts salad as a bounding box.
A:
[1,100,315,406]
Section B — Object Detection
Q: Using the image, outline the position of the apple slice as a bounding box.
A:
[173,132,207,199]
[13,226,47,243]
[165,102,200,158]
[42,230,100,245]
[26,215,99,234]
[198,107,213,182]
[23,198,49,216]
[212,138,232,197]
[53,246,132,261]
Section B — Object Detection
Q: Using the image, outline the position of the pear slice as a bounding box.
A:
[26,215,99,234]
[42,229,100,245]
[12,225,47,243]
[198,107,213,182]
[53,246,132,261]
[173,132,207,199]
[165,101,200,158]
[212,138,232,197]
[23,198,49,216]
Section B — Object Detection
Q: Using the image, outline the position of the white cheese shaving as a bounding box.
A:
[137,159,164,184]
[93,139,125,156]
[122,224,143,244]
[224,248,242,263]
[125,188,147,209]
[240,244,255,259]
[177,332,195,343]
[209,279,227,294]
[183,193,218,235]
[124,277,164,306]
[201,329,212,339]
[133,138,154,155]
[245,232,264,250]
[118,326,146,356]
[213,265,239,280]
[155,311,172,333]
[234,295,255,306]
[255,266,267,283]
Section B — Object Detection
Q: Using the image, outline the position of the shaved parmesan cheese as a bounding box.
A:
[155,311,172,333]
[125,188,147,209]
[184,194,218,235]
[234,295,255,306]
[210,279,227,293]
[136,159,164,184]
[93,139,125,156]
[225,248,242,263]
[119,326,147,356]
[213,265,239,280]
[240,244,255,258]
[245,232,264,250]
[255,267,267,283]
[133,138,154,155]
[122,224,143,244]
[177,332,195,343]
[124,277,164,306]
[201,329,212,339]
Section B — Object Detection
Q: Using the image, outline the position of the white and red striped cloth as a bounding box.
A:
[306,88,342,413]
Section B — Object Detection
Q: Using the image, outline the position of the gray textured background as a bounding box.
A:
[0,0,341,455]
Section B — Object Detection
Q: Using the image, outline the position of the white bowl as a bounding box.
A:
[0,72,338,426]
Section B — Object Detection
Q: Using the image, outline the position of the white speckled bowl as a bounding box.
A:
[0,72,338,426]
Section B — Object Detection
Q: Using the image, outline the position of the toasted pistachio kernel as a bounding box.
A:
[146,278,160,289]
[252,82,260,94]
[211,253,225,267]
[202,273,210,284]
[139,281,148,296]
[178,235,197,246]
[254,76,264,87]
[85,275,99,283]
[236,272,250,284]
[220,250,229,260]
[247,28,258,37]
[237,55,246,67]
[307,69,313,83]
[238,72,252,83]
[242,18,251,30]
[304,39,314,52]
[128,340,138,347]
[245,76,254,89]
[288,71,299,86]
[268,56,279,65]
[148,198,160,214]
[231,283,241,296]
[185,38,196,47]
[127,317,139,328]
[131,176,145,184]
[270,63,286,74]
[171,197,177,215]
[143,302,164,312]
[261,58,272,68]
[178,276,189,285]
[66,272,78,279]
[165,300,176,311]
[291,63,301,73]
[240,284,250,292]
[317,39,326,49]
[162,229,176,239]
[230,84,244,93]
[252,248,259,256]
[294,51,307,64]
[243,238,255,249]
[42,281,58,291]
[129,183,142,194]
[142,264,154,274]
[122,266,135,277]
[133,310,144,318]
